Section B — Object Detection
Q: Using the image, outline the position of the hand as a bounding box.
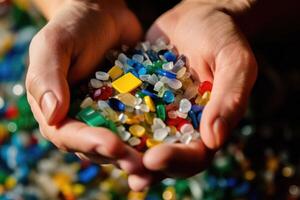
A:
[26,0,147,181]
[130,1,257,189]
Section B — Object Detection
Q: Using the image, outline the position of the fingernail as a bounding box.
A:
[213,117,228,149]
[40,91,58,123]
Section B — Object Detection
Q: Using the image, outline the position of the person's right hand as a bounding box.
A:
[26,0,147,181]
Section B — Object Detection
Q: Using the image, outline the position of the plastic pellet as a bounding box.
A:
[112,73,142,93]
[154,128,169,141]
[179,98,192,113]
[156,104,166,121]
[77,107,107,127]
[90,78,103,88]
[163,90,175,104]
[108,98,126,112]
[129,125,146,137]
[198,81,213,95]
[146,138,160,148]
[95,71,109,81]
[188,110,199,129]
[128,137,141,146]
[75,40,213,154]
[80,97,94,108]
[144,96,156,112]
[108,65,123,80]
[156,69,177,79]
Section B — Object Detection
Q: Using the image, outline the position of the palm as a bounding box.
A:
[141,1,257,179]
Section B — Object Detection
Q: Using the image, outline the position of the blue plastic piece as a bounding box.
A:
[146,50,159,62]
[163,51,177,62]
[78,165,100,183]
[108,98,126,112]
[141,89,159,99]
[188,110,199,129]
[138,67,147,76]
[162,90,175,104]
[192,105,204,113]
[156,69,177,79]
[197,111,203,123]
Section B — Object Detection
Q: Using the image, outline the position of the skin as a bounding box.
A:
[26,0,259,191]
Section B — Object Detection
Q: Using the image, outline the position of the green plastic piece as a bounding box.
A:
[135,91,146,98]
[107,120,118,134]
[0,170,8,184]
[156,104,166,121]
[77,107,107,127]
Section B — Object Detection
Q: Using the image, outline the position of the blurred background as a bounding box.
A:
[1,0,300,199]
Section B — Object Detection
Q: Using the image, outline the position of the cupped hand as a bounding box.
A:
[25,0,147,181]
[130,1,258,189]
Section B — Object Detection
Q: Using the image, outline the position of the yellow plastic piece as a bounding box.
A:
[0,185,4,195]
[115,93,137,107]
[144,96,156,112]
[144,112,154,125]
[112,73,142,93]
[5,176,16,190]
[73,184,85,197]
[0,124,8,142]
[108,65,123,80]
[128,190,147,200]
[163,186,176,200]
[169,126,177,135]
[126,114,144,125]
[129,124,146,137]
[195,91,211,106]
[146,138,161,148]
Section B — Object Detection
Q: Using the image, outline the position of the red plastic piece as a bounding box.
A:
[167,117,186,127]
[4,105,19,119]
[135,135,148,152]
[93,86,113,100]
[176,119,191,131]
[166,103,178,112]
[198,81,212,96]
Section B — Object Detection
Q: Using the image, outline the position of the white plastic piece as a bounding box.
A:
[180,133,193,144]
[154,81,164,92]
[128,137,141,146]
[90,78,103,88]
[154,127,169,141]
[180,123,194,135]
[118,113,128,123]
[162,62,174,71]
[135,104,150,113]
[132,54,144,63]
[95,71,109,81]
[179,98,192,113]
[80,97,93,108]
[151,118,166,131]
[176,67,187,79]
[118,53,128,64]
[118,131,131,142]
[164,136,179,144]
[167,79,182,90]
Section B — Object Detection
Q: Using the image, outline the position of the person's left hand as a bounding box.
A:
[128,1,257,190]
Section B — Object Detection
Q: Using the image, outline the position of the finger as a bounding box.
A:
[201,43,257,150]
[75,152,114,165]
[128,172,164,192]
[26,24,72,125]
[27,93,125,158]
[143,141,215,178]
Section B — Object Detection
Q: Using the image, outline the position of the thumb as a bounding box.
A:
[26,26,72,125]
[201,44,257,150]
